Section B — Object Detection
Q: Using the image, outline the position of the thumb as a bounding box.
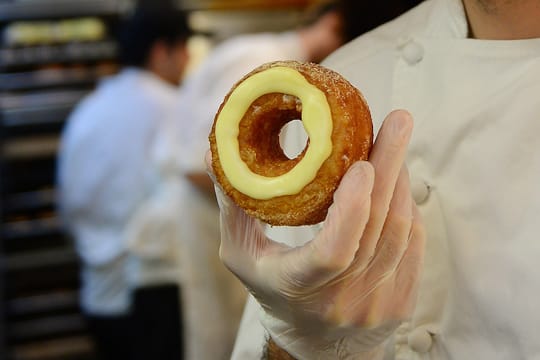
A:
[208,150,271,280]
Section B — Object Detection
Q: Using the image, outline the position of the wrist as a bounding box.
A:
[264,336,385,360]
[263,338,297,360]
[261,313,393,360]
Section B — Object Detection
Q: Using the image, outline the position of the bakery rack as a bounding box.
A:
[0,1,125,359]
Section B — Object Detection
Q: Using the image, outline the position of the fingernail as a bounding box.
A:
[349,160,368,174]
[346,161,374,187]
[390,110,413,138]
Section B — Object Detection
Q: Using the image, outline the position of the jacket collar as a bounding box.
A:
[427,0,469,39]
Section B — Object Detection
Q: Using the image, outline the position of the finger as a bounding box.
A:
[351,200,422,326]
[215,183,269,252]
[281,161,374,288]
[392,205,426,319]
[336,166,413,323]
[365,165,413,282]
[354,110,413,270]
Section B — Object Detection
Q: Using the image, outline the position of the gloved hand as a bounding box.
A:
[208,110,426,359]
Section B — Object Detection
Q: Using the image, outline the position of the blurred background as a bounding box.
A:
[0,0,421,359]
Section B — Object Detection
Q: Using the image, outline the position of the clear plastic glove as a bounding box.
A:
[207,110,426,359]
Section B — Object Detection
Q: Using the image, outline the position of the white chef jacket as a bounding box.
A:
[231,0,540,359]
[57,68,182,315]
[167,31,308,360]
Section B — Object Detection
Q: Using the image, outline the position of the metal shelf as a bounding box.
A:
[0,89,87,128]
[11,335,93,360]
[3,189,56,213]
[2,135,60,160]
[0,3,122,358]
[181,0,312,11]
[1,105,74,128]
[0,0,127,22]
[0,68,101,91]
[0,89,88,108]
[1,216,63,242]
[6,291,79,317]
[1,247,77,271]
[8,314,86,340]
[0,41,118,69]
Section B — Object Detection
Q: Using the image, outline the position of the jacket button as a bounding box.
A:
[408,327,433,353]
[396,351,412,360]
[411,177,430,204]
[401,39,424,65]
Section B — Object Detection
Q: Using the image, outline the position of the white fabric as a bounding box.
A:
[231,0,540,358]
[58,68,181,315]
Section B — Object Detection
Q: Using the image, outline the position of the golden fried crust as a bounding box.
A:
[209,60,373,226]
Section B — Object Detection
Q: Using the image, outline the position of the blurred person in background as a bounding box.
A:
[56,2,191,359]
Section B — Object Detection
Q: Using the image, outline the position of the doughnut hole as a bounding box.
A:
[279,119,308,159]
[238,93,308,177]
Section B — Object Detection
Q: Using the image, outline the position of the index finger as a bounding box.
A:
[353,110,413,269]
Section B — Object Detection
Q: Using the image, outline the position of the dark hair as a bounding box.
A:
[301,0,340,26]
[339,0,424,42]
[117,1,192,67]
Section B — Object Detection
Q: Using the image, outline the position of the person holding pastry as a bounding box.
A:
[207,0,540,358]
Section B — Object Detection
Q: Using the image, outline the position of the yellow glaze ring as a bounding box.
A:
[214,66,332,200]
[209,60,373,226]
